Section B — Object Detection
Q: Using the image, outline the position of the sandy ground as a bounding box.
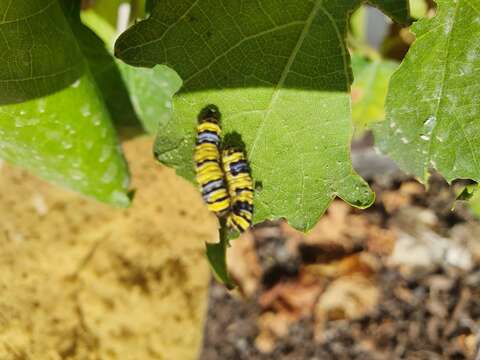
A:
[0,136,216,360]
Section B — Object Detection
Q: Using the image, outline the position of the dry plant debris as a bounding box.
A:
[201,174,480,359]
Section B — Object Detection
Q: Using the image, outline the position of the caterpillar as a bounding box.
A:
[222,149,254,232]
[194,109,230,217]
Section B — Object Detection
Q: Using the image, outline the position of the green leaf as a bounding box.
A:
[121,64,182,133]
[0,0,85,105]
[64,1,140,129]
[350,6,367,44]
[115,0,409,231]
[374,0,480,183]
[0,0,131,206]
[456,183,478,201]
[0,73,131,206]
[410,0,428,19]
[85,0,124,26]
[465,184,480,217]
[351,55,398,128]
[81,9,118,45]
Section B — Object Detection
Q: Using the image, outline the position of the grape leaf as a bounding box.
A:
[0,0,131,206]
[0,0,85,105]
[374,0,480,183]
[81,9,117,45]
[115,0,409,231]
[0,74,131,206]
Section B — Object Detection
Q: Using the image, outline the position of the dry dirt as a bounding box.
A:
[0,136,215,360]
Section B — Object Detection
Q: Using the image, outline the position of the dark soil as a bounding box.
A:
[202,268,480,360]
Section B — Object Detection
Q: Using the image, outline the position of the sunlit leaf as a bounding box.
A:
[0,0,131,206]
[375,0,480,183]
[115,0,409,231]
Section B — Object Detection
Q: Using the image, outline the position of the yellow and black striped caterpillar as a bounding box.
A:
[194,109,230,217]
[222,149,254,232]
[194,107,254,232]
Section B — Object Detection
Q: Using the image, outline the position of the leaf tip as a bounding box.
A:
[335,173,375,209]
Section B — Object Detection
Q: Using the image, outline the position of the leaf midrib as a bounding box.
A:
[247,0,325,228]
[183,20,307,85]
[0,0,56,25]
[248,0,324,158]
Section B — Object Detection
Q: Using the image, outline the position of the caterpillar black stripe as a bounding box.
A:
[222,149,254,232]
[194,109,230,217]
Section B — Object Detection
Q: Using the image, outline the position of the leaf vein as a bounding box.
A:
[319,5,350,89]
[119,0,201,55]
[249,0,323,157]
[182,20,307,85]
[0,63,82,84]
[0,0,56,25]
[248,0,324,219]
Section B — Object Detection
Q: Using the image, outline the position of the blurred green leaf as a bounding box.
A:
[64,1,139,129]
[81,9,117,45]
[0,0,131,206]
[121,65,182,133]
[351,55,398,128]
[409,0,428,19]
[86,0,124,26]
[466,186,480,218]
[0,73,131,206]
[350,6,367,44]
[81,8,181,134]
[0,0,85,104]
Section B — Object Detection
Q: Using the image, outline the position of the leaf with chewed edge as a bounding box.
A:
[115,0,409,233]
